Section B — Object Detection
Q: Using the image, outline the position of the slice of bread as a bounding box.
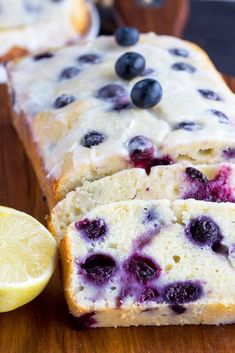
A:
[60,199,235,327]
[49,162,235,241]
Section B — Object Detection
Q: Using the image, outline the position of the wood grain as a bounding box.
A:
[1,1,235,350]
[114,0,189,37]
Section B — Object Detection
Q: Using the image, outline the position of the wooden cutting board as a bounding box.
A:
[1,78,235,353]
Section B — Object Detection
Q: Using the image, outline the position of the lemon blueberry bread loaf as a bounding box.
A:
[60,199,235,327]
[7,31,235,207]
[0,0,90,62]
[50,162,235,241]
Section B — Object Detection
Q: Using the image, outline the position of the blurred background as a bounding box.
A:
[95,0,235,76]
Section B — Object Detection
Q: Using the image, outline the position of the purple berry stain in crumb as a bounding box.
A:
[183,165,235,203]
[80,253,116,286]
[75,218,108,240]
[163,281,203,305]
[139,286,161,303]
[223,148,235,160]
[124,254,161,283]
[127,135,173,174]
[73,312,97,329]
[146,155,174,175]
[185,215,223,249]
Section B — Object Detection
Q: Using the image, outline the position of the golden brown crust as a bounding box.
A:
[0,47,29,63]
[6,79,58,209]
[59,235,87,315]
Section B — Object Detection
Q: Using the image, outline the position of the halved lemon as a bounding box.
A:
[0,206,57,312]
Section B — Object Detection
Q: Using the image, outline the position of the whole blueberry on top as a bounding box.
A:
[171,62,196,73]
[209,110,229,124]
[163,281,202,304]
[78,54,101,65]
[175,121,201,131]
[53,94,76,109]
[115,52,145,80]
[75,218,108,240]
[185,215,223,247]
[185,167,208,184]
[198,89,222,101]
[125,254,161,283]
[128,135,155,166]
[131,78,163,109]
[34,52,54,61]
[168,48,189,58]
[97,84,126,100]
[81,131,106,148]
[81,253,116,286]
[115,27,140,47]
[59,66,80,81]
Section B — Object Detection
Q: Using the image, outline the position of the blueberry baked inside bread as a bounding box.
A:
[7,31,235,208]
[49,162,235,241]
[60,199,235,327]
[0,0,90,62]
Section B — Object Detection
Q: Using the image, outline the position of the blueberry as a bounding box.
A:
[53,94,76,109]
[125,254,161,283]
[75,218,107,240]
[115,52,145,80]
[185,167,208,184]
[78,54,101,65]
[34,52,54,61]
[168,48,189,58]
[185,215,223,247]
[73,312,96,329]
[81,131,105,148]
[211,242,228,256]
[170,305,186,314]
[59,66,80,80]
[131,78,163,108]
[175,121,201,131]
[81,254,116,285]
[112,96,132,111]
[115,27,139,47]
[198,89,222,101]
[139,287,161,303]
[128,135,155,166]
[97,84,126,100]
[209,110,229,124]
[171,62,196,73]
[163,281,202,304]
[143,208,158,223]
[223,148,235,160]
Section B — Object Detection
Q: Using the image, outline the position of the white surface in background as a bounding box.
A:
[0,2,100,84]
